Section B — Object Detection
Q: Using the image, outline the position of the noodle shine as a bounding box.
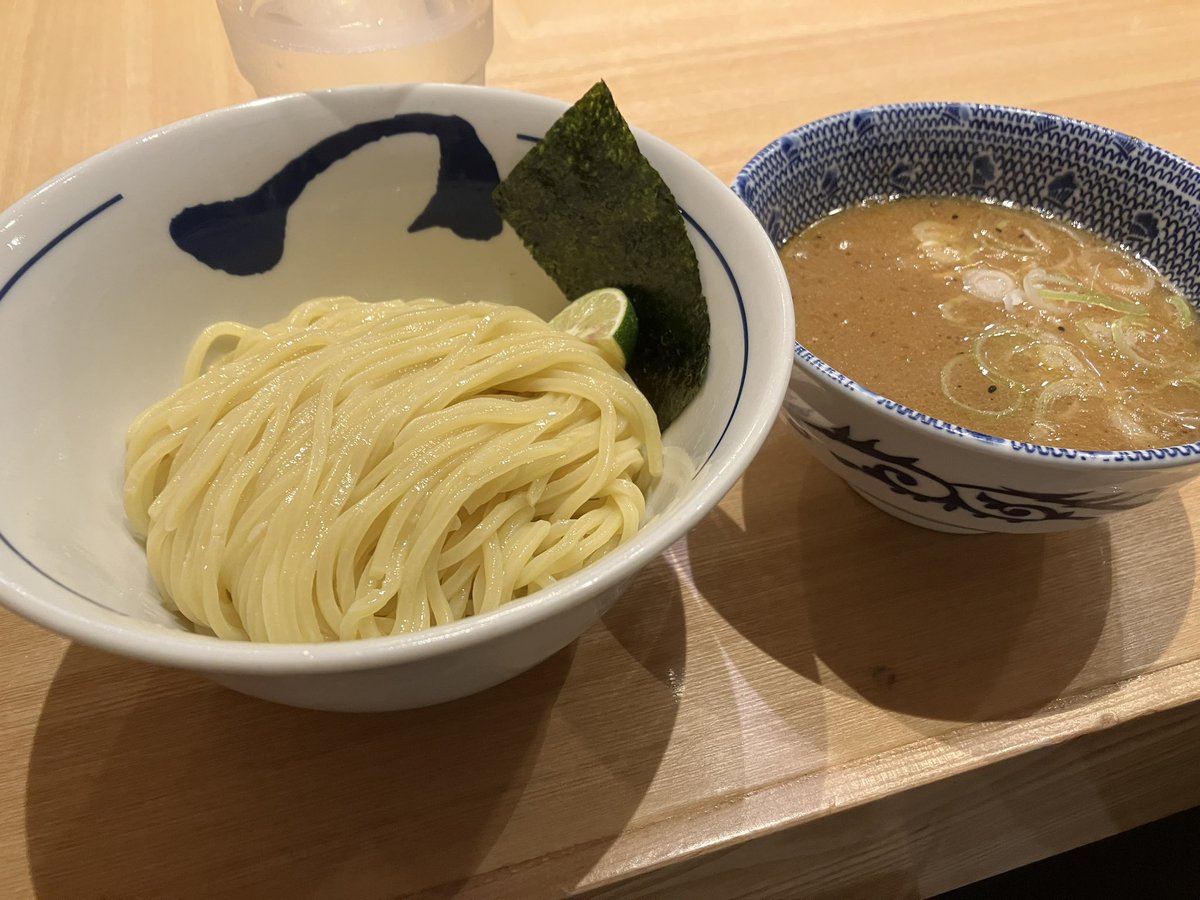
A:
[124,296,664,643]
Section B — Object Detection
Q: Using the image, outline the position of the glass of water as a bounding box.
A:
[216,0,494,97]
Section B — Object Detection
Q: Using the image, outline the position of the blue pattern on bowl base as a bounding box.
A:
[735,101,1200,532]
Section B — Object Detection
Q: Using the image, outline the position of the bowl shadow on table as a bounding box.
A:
[688,423,1193,725]
[24,557,686,899]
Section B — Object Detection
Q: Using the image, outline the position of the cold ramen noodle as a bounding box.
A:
[124,296,663,643]
[781,196,1200,450]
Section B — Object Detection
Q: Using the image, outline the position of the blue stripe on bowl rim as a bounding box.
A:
[738,100,1200,467]
[0,194,129,615]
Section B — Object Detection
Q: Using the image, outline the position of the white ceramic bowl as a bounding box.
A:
[0,85,793,710]
[735,102,1200,534]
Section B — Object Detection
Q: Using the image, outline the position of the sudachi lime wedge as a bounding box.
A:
[550,287,639,369]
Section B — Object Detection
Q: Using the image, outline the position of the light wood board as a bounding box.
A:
[3,1,1200,897]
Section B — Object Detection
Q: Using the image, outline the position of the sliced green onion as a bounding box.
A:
[1073,316,1116,350]
[1109,402,1160,445]
[939,295,987,327]
[1037,342,1093,378]
[1077,246,1157,298]
[1112,315,1163,368]
[912,221,968,267]
[1167,294,1196,328]
[979,224,1049,257]
[1039,289,1146,315]
[1033,377,1107,422]
[940,353,1026,417]
[1023,268,1079,314]
[973,326,1094,385]
[1143,379,1200,428]
[962,267,1017,302]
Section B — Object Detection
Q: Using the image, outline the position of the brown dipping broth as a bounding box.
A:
[781,196,1200,450]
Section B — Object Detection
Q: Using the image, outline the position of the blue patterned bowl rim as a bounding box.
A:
[736,101,1200,467]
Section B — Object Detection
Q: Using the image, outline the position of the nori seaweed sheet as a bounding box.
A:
[492,81,709,429]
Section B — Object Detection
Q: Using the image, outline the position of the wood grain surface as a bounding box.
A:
[3,2,1200,897]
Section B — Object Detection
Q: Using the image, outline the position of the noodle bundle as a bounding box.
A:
[124,296,664,643]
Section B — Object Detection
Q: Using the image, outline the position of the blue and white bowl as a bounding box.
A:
[735,102,1200,534]
[0,85,793,710]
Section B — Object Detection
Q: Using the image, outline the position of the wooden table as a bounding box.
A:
[4,1,1200,896]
